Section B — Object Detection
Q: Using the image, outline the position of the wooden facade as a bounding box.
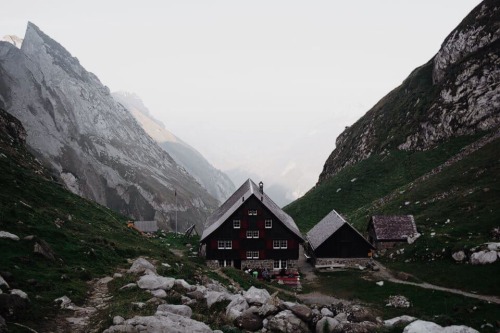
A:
[306,210,373,267]
[367,215,417,249]
[201,179,304,271]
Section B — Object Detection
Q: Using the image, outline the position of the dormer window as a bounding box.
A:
[233,219,241,229]
[248,209,257,216]
[265,219,272,228]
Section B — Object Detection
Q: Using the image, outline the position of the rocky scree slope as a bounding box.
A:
[0,23,218,232]
[319,0,500,183]
[112,91,235,204]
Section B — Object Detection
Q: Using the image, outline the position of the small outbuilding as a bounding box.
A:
[306,210,374,268]
[367,215,417,249]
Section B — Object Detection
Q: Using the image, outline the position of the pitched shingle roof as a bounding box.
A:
[306,209,372,250]
[370,215,417,241]
[201,179,303,241]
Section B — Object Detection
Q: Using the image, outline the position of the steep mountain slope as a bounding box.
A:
[0,23,218,232]
[318,0,499,183]
[112,91,235,204]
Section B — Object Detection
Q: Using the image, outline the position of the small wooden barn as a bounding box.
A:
[306,210,374,268]
[367,215,417,249]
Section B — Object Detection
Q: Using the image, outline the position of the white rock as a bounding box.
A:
[150,289,167,298]
[452,251,466,262]
[137,275,175,290]
[120,283,137,290]
[54,296,76,310]
[0,231,19,241]
[161,263,171,268]
[470,250,497,264]
[11,289,28,300]
[205,291,231,308]
[403,320,443,333]
[320,307,334,317]
[128,258,157,275]
[113,316,124,325]
[441,326,479,333]
[333,312,348,323]
[132,302,146,309]
[175,279,195,291]
[268,310,310,333]
[0,275,9,289]
[486,242,500,251]
[226,294,249,320]
[113,273,123,278]
[157,304,193,318]
[316,317,339,333]
[243,286,271,305]
[376,281,384,286]
[384,315,417,327]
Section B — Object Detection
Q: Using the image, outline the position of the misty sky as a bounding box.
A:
[1,0,482,202]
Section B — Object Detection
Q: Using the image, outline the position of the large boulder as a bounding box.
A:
[403,320,479,333]
[384,315,417,327]
[157,304,193,318]
[234,311,263,331]
[137,275,175,291]
[316,317,340,333]
[205,291,231,308]
[258,293,281,317]
[267,310,311,333]
[174,279,195,291]
[243,286,271,306]
[225,294,249,320]
[186,290,205,301]
[128,258,157,275]
[103,311,213,333]
[289,304,313,322]
[470,251,497,265]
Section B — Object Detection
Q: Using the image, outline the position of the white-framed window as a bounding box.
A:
[218,240,232,249]
[273,260,287,270]
[265,219,272,228]
[246,230,259,238]
[273,240,288,249]
[248,209,257,216]
[218,260,232,267]
[246,251,259,259]
[233,219,240,229]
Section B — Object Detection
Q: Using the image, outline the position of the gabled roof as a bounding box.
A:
[306,209,372,250]
[201,179,303,242]
[369,215,417,241]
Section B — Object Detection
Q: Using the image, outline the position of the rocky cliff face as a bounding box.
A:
[0,23,218,231]
[112,91,235,204]
[319,0,499,183]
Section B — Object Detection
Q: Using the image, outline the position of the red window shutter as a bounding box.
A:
[266,239,273,249]
[233,240,240,249]
[260,250,265,259]
[211,239,217,248]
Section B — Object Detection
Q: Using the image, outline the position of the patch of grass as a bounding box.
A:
[311,270,500,332]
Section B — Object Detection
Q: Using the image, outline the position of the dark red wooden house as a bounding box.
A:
[200,179,304,271]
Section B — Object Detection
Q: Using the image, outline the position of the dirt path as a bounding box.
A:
[373,261,500,305]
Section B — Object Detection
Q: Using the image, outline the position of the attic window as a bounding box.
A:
[246,230,259,238]
[248,209,257,216]
[246,251,259,259]
[233,219,241,229]
[265,219,272,228]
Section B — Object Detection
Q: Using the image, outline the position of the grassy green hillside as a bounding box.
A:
[285,130,500,295]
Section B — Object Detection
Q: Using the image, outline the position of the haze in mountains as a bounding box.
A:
[112,91,235,204]
[0,23,218,232]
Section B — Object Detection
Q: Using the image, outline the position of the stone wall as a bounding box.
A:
[206,259,299,271]
[315,258,370,268]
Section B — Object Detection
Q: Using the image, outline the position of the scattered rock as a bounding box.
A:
[10,289,28,300]
[0,276,9,290]
[205,291,231,308]
[349,307,376,323]
[376,281,384,286]
[402,320,479,333]
[174,279,195,291]
[128,258,157,275]
[470,250,497,264]
[235,311,263,331]
[486,242,500,251]
[157,304,193,318]
[0,231,19,241]
[267,310,311,333]
[386,295,410,308]
[54,296,76,310]
[243,286,271,306]
[452,251,466,262]
[132,302,146,309]
[339,321,379,332]
[137,275,175,291]
[333,312,348,323]
[289,304,312,322]
[33,239,56,261]
[119,283,137,290]
[384,315,417,327]
[150,289,167,298]
[113,316,124,325]
[186,290,205,301]
[113,273,123,278]
[320,307,334,317]
[258,292,281,317]
[226,294,249,320]
[316,317,339,333]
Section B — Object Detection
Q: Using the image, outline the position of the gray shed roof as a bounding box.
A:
[201,179,303,242]
[134,221,159,233]
[306,209,371,250]
[370,215,417,241]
